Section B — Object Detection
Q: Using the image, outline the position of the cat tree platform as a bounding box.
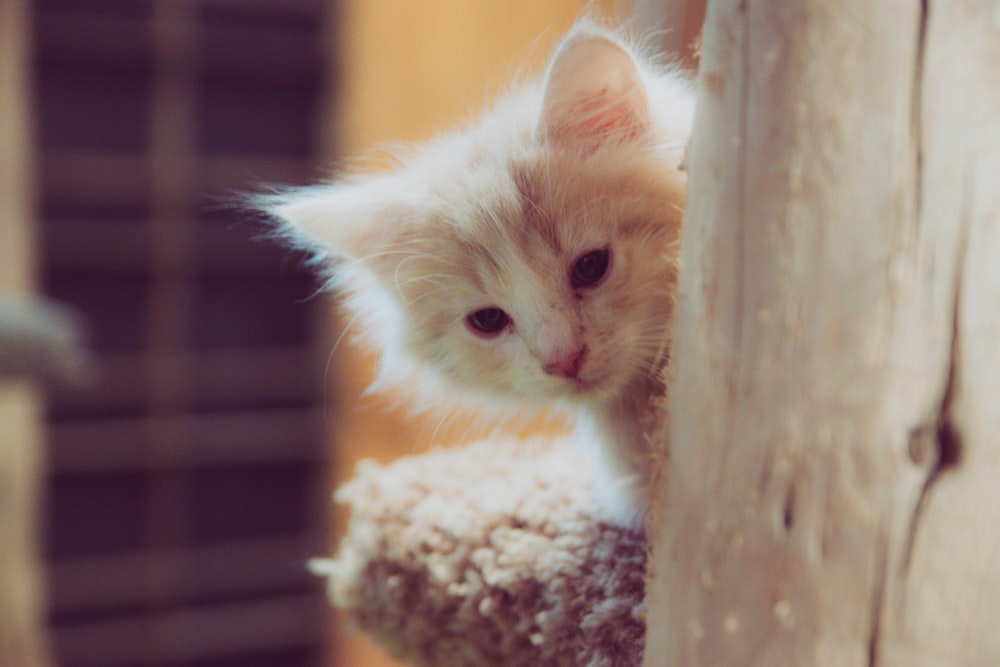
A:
[314,437,647,667]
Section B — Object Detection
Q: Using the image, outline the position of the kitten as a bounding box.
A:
[259,20,693,527]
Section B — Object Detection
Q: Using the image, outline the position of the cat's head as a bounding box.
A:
[259,22,692,413]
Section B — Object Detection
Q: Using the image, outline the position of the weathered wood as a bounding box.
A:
[647,0,706,69]
[880,3,1000,664]
[645,1,999,665]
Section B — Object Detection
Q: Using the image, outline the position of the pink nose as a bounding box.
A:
[543,346,588,379]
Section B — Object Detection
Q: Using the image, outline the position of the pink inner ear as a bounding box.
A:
[545,83,648,151]
[540,32,650,154]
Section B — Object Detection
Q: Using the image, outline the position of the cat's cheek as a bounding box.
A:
[493,337,556,400]
[583,323,641,391]
[441,333,516,393]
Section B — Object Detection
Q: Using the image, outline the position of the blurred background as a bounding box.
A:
[0,1,703,666]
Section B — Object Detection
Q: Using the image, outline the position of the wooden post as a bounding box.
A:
[645,1,1000,665]
[0,1,53,666]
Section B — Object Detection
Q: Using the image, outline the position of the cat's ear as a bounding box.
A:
[539,29,650,153]
[258,180,420,265]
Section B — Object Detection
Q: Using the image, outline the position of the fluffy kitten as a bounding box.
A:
[260,20,693,526]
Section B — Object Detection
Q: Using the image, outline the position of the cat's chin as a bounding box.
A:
[557,374,624,405]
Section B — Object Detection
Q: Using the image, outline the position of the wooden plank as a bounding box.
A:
[49,536,316,612]
[45,220,313,273]
[200,0,320,14]
[49,408,324,472]
[142,0,202,618]
[49,348,319,416]
[34,11,153,71]
[36,8,322,83]
[54,594,325,666]
[200,154,318,191]
[40,152,151,203]
[41,152,314,203]
[642,0,996,664]
[34,1,331,664]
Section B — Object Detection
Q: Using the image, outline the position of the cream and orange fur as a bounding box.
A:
[260,20,693,526]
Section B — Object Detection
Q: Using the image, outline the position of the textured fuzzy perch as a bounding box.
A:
[314,437,646,667]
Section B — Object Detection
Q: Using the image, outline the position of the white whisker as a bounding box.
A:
[321,308,369,418]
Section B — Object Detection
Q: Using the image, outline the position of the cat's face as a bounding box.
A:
[379,150,683,407]
[262,22,691,410]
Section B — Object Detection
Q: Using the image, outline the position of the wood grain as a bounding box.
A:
[645,1,1000,664]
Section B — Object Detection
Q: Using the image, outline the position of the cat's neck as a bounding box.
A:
[577,372,665,525]
[599,367,665,446]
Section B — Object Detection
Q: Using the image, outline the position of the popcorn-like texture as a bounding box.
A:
[314,437,647,667]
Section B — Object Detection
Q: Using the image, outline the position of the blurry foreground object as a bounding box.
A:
[314,437,647,667]
[0,293,93,667]
[0,294,94,384]
[2,0,77,662]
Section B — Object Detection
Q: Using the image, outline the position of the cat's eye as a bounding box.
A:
[571,248,611,289]
[466,307,510,337]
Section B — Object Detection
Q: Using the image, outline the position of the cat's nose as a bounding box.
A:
[543,345,588,379]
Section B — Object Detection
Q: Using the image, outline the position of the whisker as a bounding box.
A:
[340,247,441,273]
[322,308,370,418]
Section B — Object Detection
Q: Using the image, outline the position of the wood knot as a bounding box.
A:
[907,421,962,469]
[906,425,936,466]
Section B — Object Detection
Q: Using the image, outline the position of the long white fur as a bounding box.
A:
[257,19,694,526]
